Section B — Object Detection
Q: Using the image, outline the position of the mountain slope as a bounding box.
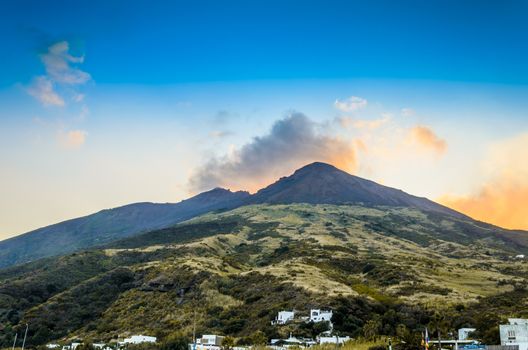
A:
[1,203,527,347]
[251,162,464,218]
[0,161,501,269]
[0,188,250,268]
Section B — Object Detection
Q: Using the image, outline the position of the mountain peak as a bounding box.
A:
[252,162,464,218]
[295,161,340,172]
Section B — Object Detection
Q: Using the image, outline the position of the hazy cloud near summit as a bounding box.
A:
[189,112,357,193]
[190,109,452,194]
[439,132,528,230]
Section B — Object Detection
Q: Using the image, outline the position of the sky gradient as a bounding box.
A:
[1,0,528,238]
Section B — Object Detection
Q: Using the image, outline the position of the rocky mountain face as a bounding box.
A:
[251,162,464,218]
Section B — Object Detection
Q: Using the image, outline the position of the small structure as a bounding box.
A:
[46,344,61,349]
[318,336,351,345]
[500,319,528,350]
[459,328,476,341]
[309,309,332,323]
[272,311,295,325]
[61,343,81,350]
[270,334,315,349]
[515,255,525,259]
[122,335,157,345]
[191,335,225,350]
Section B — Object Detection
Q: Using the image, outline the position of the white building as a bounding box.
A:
[319,336,351,345]
[309,309,332,323]
[191,335,225,350]
[273,311,295,325]
[458,328,476,340]
[70,343,81,350]
[500,319,528,350]
[46,344,61,349]
[61,343,81,350]
[123,335,157,344]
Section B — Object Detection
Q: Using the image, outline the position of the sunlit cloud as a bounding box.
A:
[439,133,528,230]
[408,125,447,155]
[191,106,450,195]
[339,114,391,130]
[26,76,65,106]
[58,129,87,149]
[189,112,357,193]
[334,96,367,112]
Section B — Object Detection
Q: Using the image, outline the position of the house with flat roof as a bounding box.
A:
[500,319,528,350]
[309,309,332,323]
[459,328,476,340]
[190,335,225,350]
[272,311,295,325]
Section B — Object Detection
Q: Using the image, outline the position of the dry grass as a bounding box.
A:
[310,338,388,350]
[249,260,358,297]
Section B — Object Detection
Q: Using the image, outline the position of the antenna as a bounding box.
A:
[193,309,197,345]
[12,333,18,350]
[22,324,29,350]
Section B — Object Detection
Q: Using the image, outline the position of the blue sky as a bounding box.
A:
[1,0,528,237]
[2,0,528,86]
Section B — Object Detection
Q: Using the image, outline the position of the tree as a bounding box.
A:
[222,336,235,350]
[75,344,95,350]
[396,324,410,341]
[394,325,422,350]
[161,333,190,350]
[249,331,267,346]
[363,320,382,340]
[428,312,451,348]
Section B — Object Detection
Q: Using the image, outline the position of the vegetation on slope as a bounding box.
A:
[0,204,527,348]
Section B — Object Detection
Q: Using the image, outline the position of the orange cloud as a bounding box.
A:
[58,129,87,149]
[408,125,447,155]
[439,185,528,230]
[339,114,391,130]
[439,133,528,230]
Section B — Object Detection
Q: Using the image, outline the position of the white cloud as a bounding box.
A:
[334,96,367,112]
[401,108,415,117]
[209,130,234,138]
[73,93,85,102]
[40,41,91,85]
[26,41,91,107]
[26,76,65,106]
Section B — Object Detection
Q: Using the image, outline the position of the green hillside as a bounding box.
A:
[1,204,528,348]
